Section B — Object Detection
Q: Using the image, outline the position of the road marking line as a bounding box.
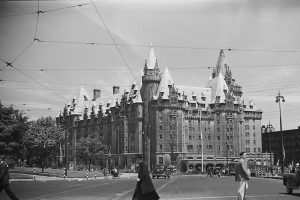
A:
[162,194,289,199]
[156,177,177,192]
[34,182,109,199]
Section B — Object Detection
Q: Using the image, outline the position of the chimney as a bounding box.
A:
[93,89,101,100]
[113,86,120,94]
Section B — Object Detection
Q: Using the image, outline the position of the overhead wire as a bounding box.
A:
[0,0,107,19]
[1,63,300,72]
[0,79,130,87]
[35,39,300,53]
[89,0,139,86]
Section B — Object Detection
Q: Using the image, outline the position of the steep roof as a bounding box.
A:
[156,67,174,99]
[215,49,228,77]
[177,86,211,104]
[207,73,228,103]
[73,86,90,115]
[147,43,157,69]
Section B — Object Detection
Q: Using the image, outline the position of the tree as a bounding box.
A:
[76,133,107,171]
[0,102,29,161]
[23,116,64,172]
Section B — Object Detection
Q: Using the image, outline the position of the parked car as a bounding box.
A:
[152,165,170,179]
[283,165,300,194]
[167,165,177,174]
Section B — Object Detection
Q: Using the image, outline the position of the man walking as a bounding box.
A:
[235,152,250,200]
[0,156,19,200]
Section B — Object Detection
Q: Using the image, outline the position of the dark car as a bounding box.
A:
[152,165,170,179]
[283,167,300,194]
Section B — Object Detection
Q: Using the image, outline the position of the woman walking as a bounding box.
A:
[132,156,160,200]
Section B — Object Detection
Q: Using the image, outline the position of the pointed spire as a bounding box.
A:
[147,43,157,69]
[74,86,90,115]
[209,73,229,103]
[215,49,227,77]
[156,67,174,98]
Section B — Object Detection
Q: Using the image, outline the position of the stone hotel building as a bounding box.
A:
[57,47,263,171]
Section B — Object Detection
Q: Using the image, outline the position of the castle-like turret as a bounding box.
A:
[140,44,161,103]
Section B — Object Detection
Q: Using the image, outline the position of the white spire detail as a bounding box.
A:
[156,67,174,99]
[215,49,228,77]
[147,43,157,69]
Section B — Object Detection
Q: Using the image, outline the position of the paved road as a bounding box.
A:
[1,175,299,200]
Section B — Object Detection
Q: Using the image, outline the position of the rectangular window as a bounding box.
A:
[253,140,256,145]
[187,145,193,152]
[258,148,261,152]
[159,135,162,140]
[246,148,250,153]
[253,132,256,137]
[159,125,163,131]
[159,145,162,150]
[253,148,256,153]
[245,132,250,137]
[159,157,163,165]
[217,136,220,141]
[189,135,192,140]
[246,140,250,144]
[245,125,249,130]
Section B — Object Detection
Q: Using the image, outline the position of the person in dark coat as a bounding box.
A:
[132,156,159,200]
[0,156,19,200]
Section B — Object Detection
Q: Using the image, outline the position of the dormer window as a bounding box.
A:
[160,91,164,96]
[250,105,253,109]
[201,97,206,101]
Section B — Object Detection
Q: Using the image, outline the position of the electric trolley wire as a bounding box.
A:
[0,0,107,18]
[89,0,139,87]
[35,39,300,53]
[34,0,41,40]
[1,63,298,71]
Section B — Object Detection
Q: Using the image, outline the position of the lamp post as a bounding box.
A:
[275,91,285,174]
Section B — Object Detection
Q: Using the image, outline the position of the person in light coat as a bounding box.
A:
[235,152,250,200]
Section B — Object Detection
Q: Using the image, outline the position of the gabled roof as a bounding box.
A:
[156,67,174,99]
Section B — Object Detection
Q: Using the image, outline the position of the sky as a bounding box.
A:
[0,0,300,131]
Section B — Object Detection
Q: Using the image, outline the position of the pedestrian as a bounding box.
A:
[0,156,19,200]
[132,155,160,200]
[235,152,250,200]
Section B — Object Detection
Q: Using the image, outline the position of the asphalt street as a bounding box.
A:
[1,175,299,200]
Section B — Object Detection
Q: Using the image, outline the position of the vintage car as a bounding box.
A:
[283,168,300,194]
[152,165,170,179]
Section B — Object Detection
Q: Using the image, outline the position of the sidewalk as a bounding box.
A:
[10,173,138,182]
[9,167,138,182]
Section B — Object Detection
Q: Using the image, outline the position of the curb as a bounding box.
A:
[10,173,138,182]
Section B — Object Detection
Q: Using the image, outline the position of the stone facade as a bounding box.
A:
[57,47,263,170]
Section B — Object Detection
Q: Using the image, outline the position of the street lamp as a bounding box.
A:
[275,91,285,174]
